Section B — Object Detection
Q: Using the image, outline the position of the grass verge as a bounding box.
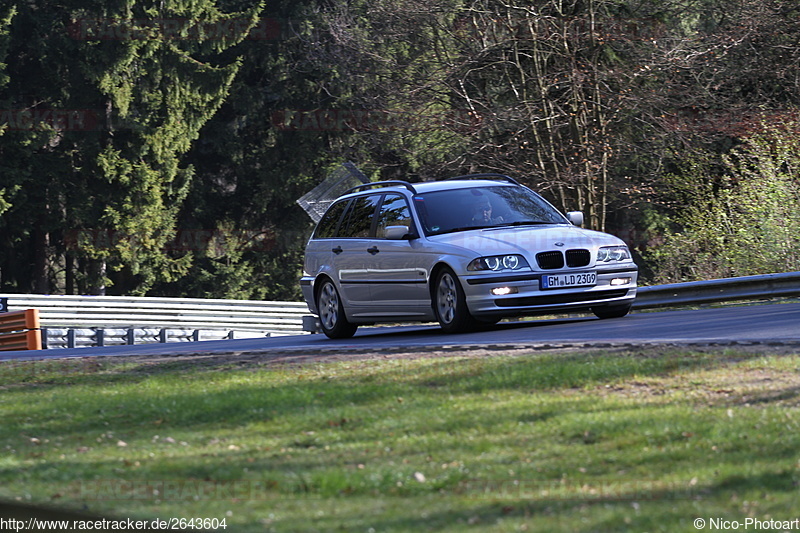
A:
[1,347,799,531]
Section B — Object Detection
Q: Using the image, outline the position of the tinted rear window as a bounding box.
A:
[314,200,348,239]
[339,194,381,238]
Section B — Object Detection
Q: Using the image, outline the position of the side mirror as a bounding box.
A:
[384,225,412,240]
[566,211,584,227]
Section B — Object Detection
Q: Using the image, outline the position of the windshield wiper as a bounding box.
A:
[434,225,494,235]
[433,221,555,235]
[506,220,554,226]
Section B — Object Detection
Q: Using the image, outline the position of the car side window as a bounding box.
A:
[339,194,381,238]
[376,194,412,238]
[314,200,349,239]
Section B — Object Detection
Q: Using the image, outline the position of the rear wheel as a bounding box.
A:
[316,279,357,339]
[592,303,632,320]
[433,268,477,333]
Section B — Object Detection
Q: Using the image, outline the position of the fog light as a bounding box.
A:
[491,286,518,296]
[610,277,632,286]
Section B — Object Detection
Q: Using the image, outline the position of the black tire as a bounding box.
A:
[316,278,357,339]
[592,303,632,320]
[433,267,477,333]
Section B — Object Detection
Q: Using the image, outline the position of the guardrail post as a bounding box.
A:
[95,329,105,347]
[159,329,168,343]
[67,329,76,349]
[41,327,49,349]
[192,330,200,342]
[126,328,135,345]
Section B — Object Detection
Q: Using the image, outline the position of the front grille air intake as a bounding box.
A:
[536,251,564,270]
[566,249,590,267]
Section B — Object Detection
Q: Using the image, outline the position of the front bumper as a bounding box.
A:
[462,266,638,318]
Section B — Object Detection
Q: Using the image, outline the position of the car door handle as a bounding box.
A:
[332,246,343,255]
[367,246,380,255]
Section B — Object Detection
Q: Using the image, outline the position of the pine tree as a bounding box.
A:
[0,0,261,294]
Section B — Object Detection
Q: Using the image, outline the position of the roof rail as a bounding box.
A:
[342,180,418,195]
[445,173,520,185]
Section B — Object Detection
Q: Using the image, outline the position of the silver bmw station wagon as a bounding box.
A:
[300,174,638,338]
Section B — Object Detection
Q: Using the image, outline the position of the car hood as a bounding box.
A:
[427,224,626,256]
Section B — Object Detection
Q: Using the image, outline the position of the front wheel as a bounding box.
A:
[316,279,357,339]
[433,268,477,333]
[592,303,632,320]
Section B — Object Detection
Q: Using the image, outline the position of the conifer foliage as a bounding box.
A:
[0,0,258,294]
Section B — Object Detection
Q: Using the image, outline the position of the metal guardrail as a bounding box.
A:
[40,327,248,349]
[0,294,312,349]
[1,271,798,349]
[633,271,800,309]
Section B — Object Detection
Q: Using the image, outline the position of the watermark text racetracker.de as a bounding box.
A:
[694,517,800,530]
[68,17,281,41]
[0,516,227,531]
[0,109,100,131]
[64,228,290,255]
[270,108,482,133]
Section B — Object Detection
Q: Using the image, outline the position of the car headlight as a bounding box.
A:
[467,254,530,271]
[597,245,631,262]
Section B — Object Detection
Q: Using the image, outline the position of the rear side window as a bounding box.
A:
[314,200,348,239]
[339,194,381,238]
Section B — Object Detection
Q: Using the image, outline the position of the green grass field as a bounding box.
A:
[1,347,799,531]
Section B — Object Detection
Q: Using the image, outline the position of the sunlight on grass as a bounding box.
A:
[1,348,799,532]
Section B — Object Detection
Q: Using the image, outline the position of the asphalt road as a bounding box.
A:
[2,302,799,362]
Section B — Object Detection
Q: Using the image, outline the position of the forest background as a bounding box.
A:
[1,0,799,300]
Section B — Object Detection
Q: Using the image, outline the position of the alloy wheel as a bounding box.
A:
[436,272,457,324]
[318,281,339,330]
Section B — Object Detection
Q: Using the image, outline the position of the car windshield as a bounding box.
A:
[413,185,567,236]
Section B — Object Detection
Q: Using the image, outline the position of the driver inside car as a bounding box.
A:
[471,197,504,225]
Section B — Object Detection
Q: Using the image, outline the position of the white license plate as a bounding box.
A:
[541,272,596,289]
